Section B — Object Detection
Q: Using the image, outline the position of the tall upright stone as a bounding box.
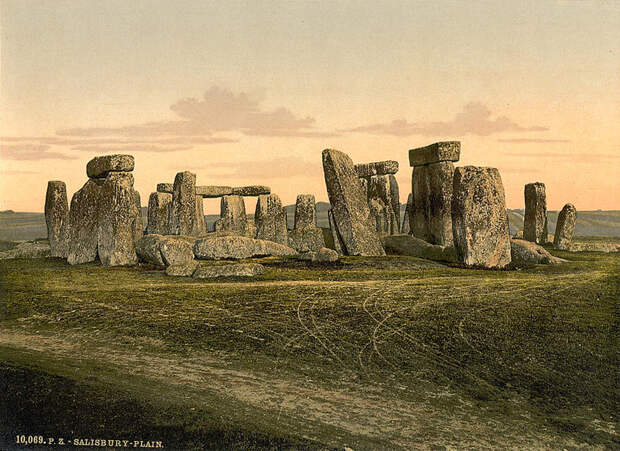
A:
[67,179,103,265]
[45,180,69,257]
[169,171,204,236]
[409,142,459,246]
[294,194,317,229]
[524,182,548,244]
[147,192,172,235]
[322,149,385,256]
[401,193,413,234]
[451,166,511,268]
[254,194,288,245]
[196,196,206,234]
[554,203,577,250]
[288,194,325,253]
[215,195,247,235]
[369,175,399,235]
[132,189,143,244]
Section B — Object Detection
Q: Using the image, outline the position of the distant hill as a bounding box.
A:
[2,206,619,241]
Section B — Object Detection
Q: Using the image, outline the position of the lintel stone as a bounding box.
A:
[409,141,460,167]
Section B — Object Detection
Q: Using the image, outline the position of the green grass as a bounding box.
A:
[1,251,619,449]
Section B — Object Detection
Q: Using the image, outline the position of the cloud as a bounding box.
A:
[199,157,323,179]
[498,138,570,143]
[0,143,76,160]
[0,169,37,175]
[57,86,334,138]
[504,152,620,161]
[345,102,547,137]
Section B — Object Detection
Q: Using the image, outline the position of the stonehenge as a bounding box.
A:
[44,181,69,257]
[451,166,511,268]
[554,203,577,250]
[524,182,548,244]
[409,141,459,246]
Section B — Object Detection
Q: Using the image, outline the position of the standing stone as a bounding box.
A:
[426,161,455,246]
[86,154,134,178]
[196,196,206,235]
[157,183,173,193]
[410,165,431,242]
[132,189,143,245]
[169,171,202,236]
[294,194,317,229]
[67,179,103,265]
[215,195,247,235]
[254,194,288,245]
[369,198,392,236]
[369,175,399,234]
[554,203,577,250]
[388,175,400,233]
[147,192,171,234]
[328,209,345,255]
[97,172,139,266]
[288,194,325,253]
[451,166,511,268]
[322,149,385,256]
[524,182,548,244]
[401,193,413,234]
[45,180,69,257]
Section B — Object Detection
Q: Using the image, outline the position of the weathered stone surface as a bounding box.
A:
[232,185,271,196]
[294,194,317,229]
[254,194,288,245]
[67,178,103,265]
[524,182,548,244]
[193,263,265,279]
[169,171,204,236]
[382,234,458,262]
[369,198,392,236]
[194,235,255,260]
[132,190,143,245]
[355,160,399,178]
[136,234,165,266]
[215,195,247,235]
[554,203,577,250]
[196,185,233,198]
[147,192,171,235]
[0,241,51,260]
[426,161,455,246]
[97,172,139,266]
[45,180,69,257]
[401,193,413,234]
[409,141,460,167]
[86,154,134,178]
[410,165,431,241]
[252,239,297,257]
[314,247,339,262]
[195,196,207,235]
[322,149,385,256]
[369,175,399,234]
[388,175,400,233]
[510,239,567,266]
[157,183,173,193]
[288,227,325,253]
[328,209,345,255]
[165,261,199,277]
[451,166,511,268]
[137,235,194,266]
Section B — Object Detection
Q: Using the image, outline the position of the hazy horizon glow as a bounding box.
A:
[1,0,619,213]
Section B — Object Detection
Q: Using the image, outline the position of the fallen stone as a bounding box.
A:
[165,261,199,277]
[67,178,104,265]
[554,203,577,250]
[157,183,173,193]
[193,263,265,279]
[196,185,233,198]
[254,194,288,245]
[294,194,317,229]
[169,171,204,236]
[354,160,399,178]
[45,180,69,258]
[409,141,460,167]
[86,154,134,178]
[252,239,297,257]
[322,149,385,256]
[510,239,567,265]
[0,241,51,260]
[524,182,548,244]
[451,166,511,268]
[288,227,325,253]
[314,247,339,262]
[194,235,255,260]
[382,234,457,262]
[401,193,413,234]
[232,185,271,196]
[215,195,247,235]
[147,192,172,235]
[136,235,166,266]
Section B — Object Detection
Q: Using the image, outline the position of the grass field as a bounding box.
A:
[0,249,618,450]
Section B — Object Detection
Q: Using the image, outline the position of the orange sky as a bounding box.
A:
[1,0,619,212]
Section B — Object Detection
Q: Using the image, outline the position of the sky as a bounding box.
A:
[1,0,619,213]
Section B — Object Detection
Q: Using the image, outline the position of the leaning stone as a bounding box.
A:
[196,185,233,198]
[524,182,548,244]
[169,171,204,236]
[382,234,457,263]
[354,160,399,178]
[165,261,199,277]
[554,204,577,250]
[401,193,413,234]
[231,185,271,196]
[328,209,345,255]
[322,149,385,256]
[194,235,256,260]
[409,141,460,167]
[254,194,288,245]
[157,183,173,193]
[192,263,265,279]
[86,154,134,178]
[45,180,69,257]
[67,178,104,265]
[215,195,247,235]
[147,192,172,235]
[97,172,139,266]
[0,241,51,260]
[511,239,567,265]
[451,166,511,268]
[294,194,317,229]
[288,227,325,253]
